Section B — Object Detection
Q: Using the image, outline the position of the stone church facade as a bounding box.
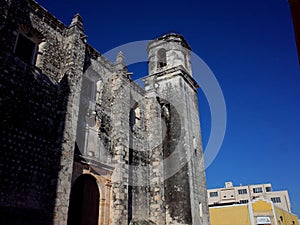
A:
[0,0,210,225]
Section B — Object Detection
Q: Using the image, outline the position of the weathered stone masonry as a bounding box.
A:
[0,1,85,224]
[0,0,210,225]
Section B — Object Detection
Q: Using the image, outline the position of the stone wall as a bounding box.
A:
[0,52,66,225]
[0,0,86,224]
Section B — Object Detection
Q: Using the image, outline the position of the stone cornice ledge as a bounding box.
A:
[149,65,199,92]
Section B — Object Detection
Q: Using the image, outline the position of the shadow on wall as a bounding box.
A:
[0,1,71,224]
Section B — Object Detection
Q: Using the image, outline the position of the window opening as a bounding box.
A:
[157,48,167,68]
[209,192,218,197]
[271,197,281,203]
[253,187,263,193]
[14,33,37,64]
[265,186,272,192]
[238,189,247,195]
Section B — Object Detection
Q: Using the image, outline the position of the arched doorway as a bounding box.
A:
[67,174,100,225]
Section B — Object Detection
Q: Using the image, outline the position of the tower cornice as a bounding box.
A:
[147,33,192,53]
[145,65,199,92]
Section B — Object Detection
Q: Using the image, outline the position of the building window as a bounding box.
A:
[14,33,38,64]
[253,187,263,193]
[240,199,249,204]
[271,197,281,203]
[193,136,197,156]
[129,108,136,131]
[129,103,141,131]
[238,189,247,195]
[209,192,218,197]
[13,24,44,65]
[265,186,272,192]
[280,216,283,222]
[157,48,167,68]
[199,202,203,218]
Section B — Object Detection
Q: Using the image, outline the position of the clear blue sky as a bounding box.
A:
[37,0,300,216]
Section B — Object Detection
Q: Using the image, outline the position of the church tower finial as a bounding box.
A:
[69,13,84,32]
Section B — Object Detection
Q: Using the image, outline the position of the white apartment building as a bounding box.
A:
[207,182,291,212]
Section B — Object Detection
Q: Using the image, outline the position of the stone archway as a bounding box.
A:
[67,174,100,225]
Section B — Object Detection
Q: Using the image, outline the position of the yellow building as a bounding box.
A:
[209,198,299,225]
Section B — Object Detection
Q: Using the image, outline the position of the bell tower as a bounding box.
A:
[144,34,210,225]
[147,33,192,76]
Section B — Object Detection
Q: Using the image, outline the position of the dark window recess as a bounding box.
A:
[15,34,36,64]
[266,186,272,192]
[271,197,281,203]
[157,48,167,68]
[240,199,249,204]
[280,216,283,222]
[238,189,247,195]
[129,108,136,130]
[209,192,218,197]
[253,187,263,193]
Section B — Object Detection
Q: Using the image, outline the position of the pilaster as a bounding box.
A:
[110,54,131,225]
[53,13,86,225]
